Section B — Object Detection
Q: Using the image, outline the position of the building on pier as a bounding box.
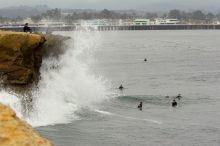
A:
[134,19,151,25]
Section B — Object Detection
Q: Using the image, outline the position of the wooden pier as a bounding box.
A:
[97,24,220,31]
[1,24,220,32]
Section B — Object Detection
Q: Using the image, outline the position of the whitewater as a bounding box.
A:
[0,31,112,127]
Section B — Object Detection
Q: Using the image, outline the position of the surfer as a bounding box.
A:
[172,99,177,107]
[119,84,124,90]
[144,58,147,62]
[138,101,143,111]
[176,94,182,100]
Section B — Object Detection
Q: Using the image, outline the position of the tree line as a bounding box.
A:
[31,9,220,24]
[1,8,220,24]
[31,8,138,23]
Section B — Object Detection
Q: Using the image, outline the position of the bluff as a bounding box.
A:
[0,31,69,145]
[0,31,46,87]
[0,103,53,146]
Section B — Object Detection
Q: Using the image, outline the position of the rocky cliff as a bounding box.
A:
[0,31,46,87]
[0,31,69,146]
[0,103,53,146]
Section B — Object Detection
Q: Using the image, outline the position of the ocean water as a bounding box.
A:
[1,30,220,146]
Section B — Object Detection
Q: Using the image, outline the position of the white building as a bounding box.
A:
[154,18,166,25]
[120,19,135,26]
[134,19,151,25]
[80,19,110,27]
[165,19,180,24]
[154,18,180,25]
[38,19,66,27]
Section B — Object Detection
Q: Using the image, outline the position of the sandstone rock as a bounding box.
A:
[0,103,53,146]
[0,31,46,86]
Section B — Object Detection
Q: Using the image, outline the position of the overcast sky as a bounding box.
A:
[0,0,219,10]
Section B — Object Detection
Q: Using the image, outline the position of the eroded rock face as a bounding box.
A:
[0,103,53,146]
[0,31,46,86]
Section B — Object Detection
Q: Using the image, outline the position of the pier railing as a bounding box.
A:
[97,24,220,31]
[1,24,220,32]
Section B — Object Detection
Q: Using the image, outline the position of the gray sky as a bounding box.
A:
[0,0,219,10]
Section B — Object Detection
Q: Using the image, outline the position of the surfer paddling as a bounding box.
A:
[172,99,177,107]
[138,101,143,111]
[119,84,124,90]
[175,94,182,100]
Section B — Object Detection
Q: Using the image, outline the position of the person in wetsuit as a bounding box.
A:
[119,84,124,90]
[144,58,147,62]
[138,101,143,111]
[23,23,32,33]
[172,99,177,107]
[176,94,182,100]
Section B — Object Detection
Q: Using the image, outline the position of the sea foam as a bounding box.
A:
[0,31,111,127]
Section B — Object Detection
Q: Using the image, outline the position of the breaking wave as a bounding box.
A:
[0,31,112,127]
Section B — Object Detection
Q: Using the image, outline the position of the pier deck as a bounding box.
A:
[1,24,220,32]
[97,24,220,31]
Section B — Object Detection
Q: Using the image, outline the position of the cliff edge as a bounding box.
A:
[0,103,53,146]
[0,31,46,86]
